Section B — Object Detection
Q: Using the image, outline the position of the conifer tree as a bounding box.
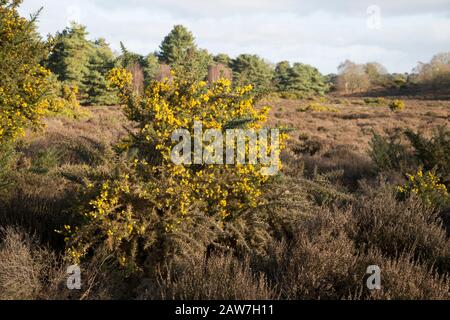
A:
[158,25,196,65]
[158,25,212,82]
[274,61,291,92]
[47,22,93,101]
[214,53,232,67]
[231,54,274,96]
[286,63,328,96]
[143,53,160,85]
[83,38,118,105]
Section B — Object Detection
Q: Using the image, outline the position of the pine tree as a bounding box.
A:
[47,22,93,101]
[214,53,232,67]
[158,25,196,65]
[274,61,291,92]
[143,53,160,86]
[82,38,118,105]
[274,62,328,97]
[231,54,274,97]
[158,25,212,82]
[286,63,328,97]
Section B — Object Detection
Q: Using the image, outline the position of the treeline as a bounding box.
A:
[43,23,330,104]
[333,54,450,95]
[38,20,450,104]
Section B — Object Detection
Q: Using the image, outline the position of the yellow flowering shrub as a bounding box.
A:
[63,68,287,269]
[397,168,449,209]
[389,99,405,112]
[0,0,61,143]
[46,83,91,119]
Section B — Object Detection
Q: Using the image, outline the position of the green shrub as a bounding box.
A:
[370,127,450,184]
[298,102,339,113]
[369,131,413,172]
[405,127,450,180]
[0,142,15,191]
[30,148,61,174]
[364,97,387,106]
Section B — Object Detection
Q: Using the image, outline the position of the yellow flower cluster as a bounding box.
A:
[62,176,146,265]
[389,99,406,112]
[107,67,133,102]
[0,63,60,142]
[397,168,449,208]
[0,4,26,42]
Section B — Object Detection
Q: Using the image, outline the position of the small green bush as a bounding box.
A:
[364,97,387,106]
[370,127,450,183]
[298,102,339,113]
[369,131,413,172]
[31,148,61,174]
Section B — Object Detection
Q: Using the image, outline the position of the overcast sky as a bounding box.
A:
[19,0,450,74]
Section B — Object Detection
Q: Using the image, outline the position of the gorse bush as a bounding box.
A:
[389,99,405,112]
[405,127,450,181]
[369,131,412,172]
[0,0,61,144]
[63,69,287,271]
[397,168,449,210]
[370,127,450,184]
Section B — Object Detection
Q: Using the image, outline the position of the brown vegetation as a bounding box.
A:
[0,96,449,300]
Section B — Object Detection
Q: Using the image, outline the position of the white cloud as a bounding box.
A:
[19,0,450,74]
